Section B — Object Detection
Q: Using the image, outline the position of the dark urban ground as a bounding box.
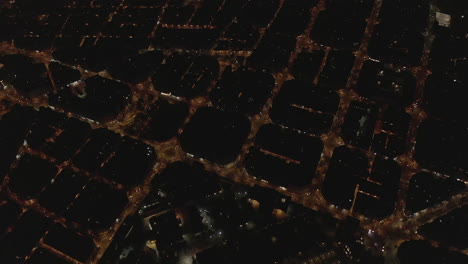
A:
[0,0,467,263]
